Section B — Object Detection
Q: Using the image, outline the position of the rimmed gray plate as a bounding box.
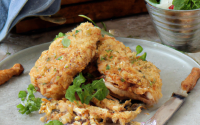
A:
[0,38,199,125]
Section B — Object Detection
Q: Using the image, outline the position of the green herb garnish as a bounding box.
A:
[45,120,63,125]
[149,0,160,4]
[75,30,81,34]
[101,22,107,31]
[136,45,143,55]
[78,15,114,37]
[54,32,65,40]
[73,30,81,37]
[138,52,147,61]
[100,55,107,61]
[106,65,111,70]
[100,56,105,61]
[109,56,113,59]
[172,0,200,10]
[136,45,147,61]
[79,15,97,26]
[46,57,50,62]
[56,56,63,60]
[150,78,157,86]
[56,76,60,80]
[17,84,42,114]
[120,78,125,82]
[101,29,114,37]
[150,82,153,86]
[6,52,11,55]
[18,91,27,101]
[105,49,113,53]
[65,73,109,104]
[62,36,71,48]
[131,59,136,64]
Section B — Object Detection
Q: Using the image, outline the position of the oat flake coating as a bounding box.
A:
[29,22,101,99]
[97,35,162,105]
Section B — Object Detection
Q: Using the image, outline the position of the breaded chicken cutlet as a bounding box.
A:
[29,22,101,99]
[97,35,162,105]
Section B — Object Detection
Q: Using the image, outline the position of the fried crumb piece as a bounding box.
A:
[39,98,142,125]
[181,67,200,92]
[0,63,24,85]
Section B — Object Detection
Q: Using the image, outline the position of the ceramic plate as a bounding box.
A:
[0,38,199,125]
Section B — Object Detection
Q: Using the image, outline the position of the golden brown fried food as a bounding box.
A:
[91,95,142,112]
[97,35,162,105]
[181,67,200,92]
[39,98,142,125]
[29,22,101,99]
[0,63,24,85]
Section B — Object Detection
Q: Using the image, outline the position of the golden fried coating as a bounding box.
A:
[91,95,137,112]
[39,98,142,125]
[29,22,101,99]
[0,63,24,85]
[181,67,200,92]
[97,35,162,105]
